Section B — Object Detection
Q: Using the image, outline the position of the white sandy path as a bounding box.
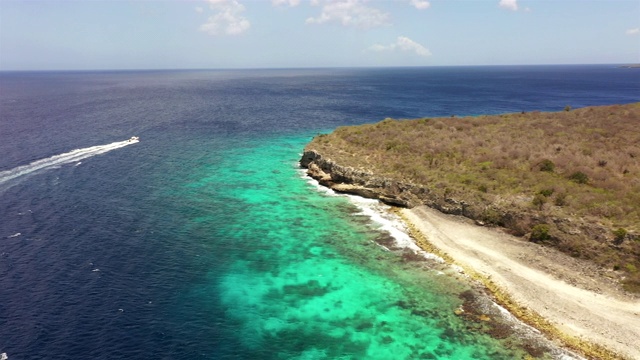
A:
[402,206,640,359]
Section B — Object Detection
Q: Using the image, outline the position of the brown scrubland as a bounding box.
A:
[307,103,640,293]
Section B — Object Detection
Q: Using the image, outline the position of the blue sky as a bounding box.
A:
[0,0,638,70]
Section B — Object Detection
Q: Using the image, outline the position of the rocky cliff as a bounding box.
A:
[300,148,639,293]
[300,105,640,293]
[302,149,489,215]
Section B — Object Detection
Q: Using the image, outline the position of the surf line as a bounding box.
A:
[0,137,139,187]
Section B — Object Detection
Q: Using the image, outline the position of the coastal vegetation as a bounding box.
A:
[305,103,640,293]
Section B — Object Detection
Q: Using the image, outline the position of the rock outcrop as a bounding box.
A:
[300,149,467,212]
[300,149,638,267]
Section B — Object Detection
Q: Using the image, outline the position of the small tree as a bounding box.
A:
[554,192,568,206]
[539,188,554,197]
[530,224,551,242]
[532,194,547,210]
[613,228,628,244]
[568,171,589,184]
[539,159,555,172]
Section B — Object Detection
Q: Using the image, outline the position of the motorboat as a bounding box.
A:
[128,136,139,142]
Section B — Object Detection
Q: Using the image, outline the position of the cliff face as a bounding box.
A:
[300,104,640,293]
[300,149,637,274]
[301,149,471,214]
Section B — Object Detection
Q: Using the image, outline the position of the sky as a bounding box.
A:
[0,0,638,70]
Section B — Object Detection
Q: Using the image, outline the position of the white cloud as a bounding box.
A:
[409,0,430,10]
[195,6,204,13]
[396,36,431,57]
[626,28,640,36]
[199,0,251,36]
[369,44,387,52]
[306,0,390,29]
[272,0,301,7]
[369,36,431,57]
[498,0,518,11]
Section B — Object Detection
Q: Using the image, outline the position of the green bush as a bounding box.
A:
[307,103,640,292]
[554,192,568,206]
[532,194,547,210]
[481,208,502,226]
[625,263,638,273]
[530,224,551,242]
[613,228,628,244]
[568,171,589,184]
[539,159,555,172]
[538,188,554,197]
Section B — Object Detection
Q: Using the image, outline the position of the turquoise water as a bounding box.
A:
[5,67,631,358]
[168,134,544,359]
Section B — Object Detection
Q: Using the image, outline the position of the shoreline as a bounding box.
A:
[398,205,640,360]
[299,136,640,359]
[305,172,594,359]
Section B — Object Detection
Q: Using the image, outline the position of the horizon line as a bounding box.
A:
[1,63,638,73]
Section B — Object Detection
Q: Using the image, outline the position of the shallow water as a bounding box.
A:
[1,67,638,359]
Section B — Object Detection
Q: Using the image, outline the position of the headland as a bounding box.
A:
[300,103,640,359]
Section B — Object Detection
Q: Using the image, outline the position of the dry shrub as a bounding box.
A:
[307,103,640,291]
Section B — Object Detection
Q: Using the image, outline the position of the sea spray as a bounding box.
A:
[303,172,444,262]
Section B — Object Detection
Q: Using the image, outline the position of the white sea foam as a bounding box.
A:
[451,264,466,275]
[1,352,8,360]
[302,177,587,360]
[7,232,21,238]
[0,138,138,191]
[302,173,444,262]
[346,195,415,248]
[302,171,339,198]
[346,194,445,262]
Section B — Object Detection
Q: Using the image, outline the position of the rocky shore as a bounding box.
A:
[300,149,640,360]
[300,149,635,251]
[301,149,465,209]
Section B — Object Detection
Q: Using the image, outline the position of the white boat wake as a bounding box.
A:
[0,137,139,191]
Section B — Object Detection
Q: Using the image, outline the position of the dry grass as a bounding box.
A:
[308,103,640,292]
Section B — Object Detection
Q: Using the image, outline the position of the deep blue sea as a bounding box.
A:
[0,66,638,360]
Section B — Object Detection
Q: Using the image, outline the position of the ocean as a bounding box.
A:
[0,66,638,360]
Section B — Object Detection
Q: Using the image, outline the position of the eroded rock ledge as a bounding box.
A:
[302,150,432,209]
[300,148,639,296]
[302,149,503,216]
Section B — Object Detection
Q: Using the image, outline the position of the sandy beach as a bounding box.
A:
[401,206,640,360]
